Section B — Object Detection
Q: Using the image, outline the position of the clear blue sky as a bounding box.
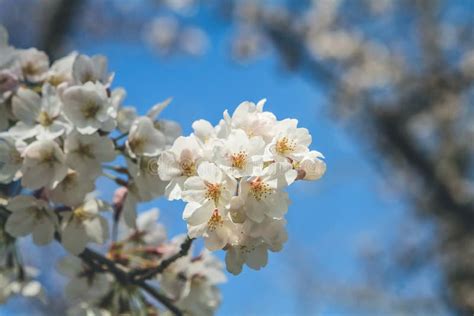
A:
[1,8,444,316]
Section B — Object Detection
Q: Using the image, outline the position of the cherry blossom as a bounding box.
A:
[21,139,68,190]
[5,195,57,246]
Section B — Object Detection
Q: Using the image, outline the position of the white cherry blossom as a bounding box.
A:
[62,81,116,134]
[225,238,269,275]
[116,106,137,133]
[72,54,112,85]
[223,99,277,142]
[0,136,25,183]
[18,48,49,83]
[127,156,168,201]
[64,131,116,178]
[214,129,265,178]
[48,170,95,207]
[297,150,326,180]
[47,52,78,86]
[181,162,237,250]
[265,118,312,162]
[60,197,109,255]
[21,139,68,190]
[5,195,57,245]
[158,136,203,200]
[10,84,70,140]
[126,116,166,157]
[238,162,297,223]
[57,256,111,303]
[125,208,167,246]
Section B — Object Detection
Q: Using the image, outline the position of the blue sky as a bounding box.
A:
[1,8,442,316]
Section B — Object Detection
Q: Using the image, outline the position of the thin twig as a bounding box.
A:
[129,237,194,282]
[79,247,183,315]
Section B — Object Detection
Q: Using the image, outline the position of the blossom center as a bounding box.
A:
[75,142,95,159]
[249,177,271,201]
[82,100,101,119]
[38,111,54,126]
[73,206,92,221]
[180,159,196,177]
[207,209,223,232]
[205,182,222,204]
[231,151,248,169]
[40,149,58,166]
[9,150,22,164]
[275,137,296,155]
[22,62,40,76]
[32,207,46,220]
[129,137,145,154]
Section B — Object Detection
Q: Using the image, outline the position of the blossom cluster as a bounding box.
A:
[0,23,325,314]
[158,99,326,274]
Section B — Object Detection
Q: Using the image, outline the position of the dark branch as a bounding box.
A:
[129,236,194,281]
[39,0,83,58]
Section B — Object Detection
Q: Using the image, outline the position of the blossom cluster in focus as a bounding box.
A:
[158,99,326,274]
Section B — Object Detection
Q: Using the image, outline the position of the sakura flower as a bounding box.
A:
[126,116,166,157]
[116,106,137,133]
[5,195,57,245]
[265,119,312,162]
[215,129,265,178]
[238,162,297,223]
[155,119,182,146]
[176,276,222,316]
[126,156,168,201]
[57,256,111,303]
[185,203,238,251]
[60,197,109,255]
[21,139,68,190]
[125,208,167,246]
[160,239,225,312]
[182,162,236,216]
[64,131,116,178]
[244,217,288,252]
[10,84,70,140]
[48,170,95,207]
[47,52,78,86]
[225,238,269,275]
[192,119,217,145]
[181,162,238,250]
[72,54,112,85]
[296,150,326,181]
[158,136,203,200]
[0,136,25,183]
[62,81,116,134]
[18,48,49,83]
[223,99,277,142]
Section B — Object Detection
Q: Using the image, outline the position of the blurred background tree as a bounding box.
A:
[1,0,473,314]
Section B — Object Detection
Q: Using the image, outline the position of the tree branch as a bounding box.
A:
[129,236,194,281]
[79,247,184,316]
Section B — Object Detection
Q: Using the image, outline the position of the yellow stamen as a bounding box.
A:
[275,137,296,155]
[249,177,271,201]
[208,209,223,231]
[205,182,222,205]
[82,100,100,119]
[231,151,248,169]
[37,111,54,127]
[180,159,196,177]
